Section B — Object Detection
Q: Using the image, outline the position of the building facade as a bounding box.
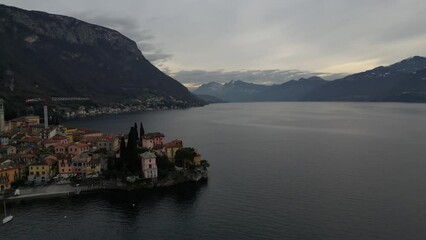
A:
[140,152,158,179]
[142,132,165,149]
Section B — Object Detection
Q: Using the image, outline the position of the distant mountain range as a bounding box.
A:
[0,4,203,117]
[194,56,426,102]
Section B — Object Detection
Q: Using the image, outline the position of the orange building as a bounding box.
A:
[0,166,19,190]
[57,154,74,175]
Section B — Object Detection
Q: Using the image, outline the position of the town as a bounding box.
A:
[0,98,208,199]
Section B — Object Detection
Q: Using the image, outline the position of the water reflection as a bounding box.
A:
[2,182,207,240]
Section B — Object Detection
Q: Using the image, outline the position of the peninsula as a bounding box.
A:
[0,108,209,201]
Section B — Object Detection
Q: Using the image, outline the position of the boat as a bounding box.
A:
[2,200,13,224]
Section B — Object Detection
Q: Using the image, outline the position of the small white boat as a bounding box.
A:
[2,201,13,224]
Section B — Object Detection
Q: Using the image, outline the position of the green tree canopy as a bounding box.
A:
[174,147,196,169]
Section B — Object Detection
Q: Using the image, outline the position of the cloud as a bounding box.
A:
[71,12,173,64]
[3,0,425,80]
[172,69,347,90]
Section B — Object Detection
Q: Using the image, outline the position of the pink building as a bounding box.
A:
[142,132,165,149]
[140,152,158,178]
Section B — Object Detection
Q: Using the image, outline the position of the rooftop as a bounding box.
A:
[143,132,165,139]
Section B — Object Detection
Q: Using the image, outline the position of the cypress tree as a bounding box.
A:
[120,137,126,157]
[119,137,126,169]
[134,122,139,140]
[140,122,145,139]
[127,126,139,172]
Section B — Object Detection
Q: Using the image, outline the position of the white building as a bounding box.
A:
[140,152,158,179]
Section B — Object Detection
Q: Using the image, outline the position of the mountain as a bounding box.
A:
[0,4,203,117]
[262,77,326,101]
[194,56,426,102]
[194,94,227,103]
[193,77,326,102]
[307,56,426,101]
[193,80,268,102]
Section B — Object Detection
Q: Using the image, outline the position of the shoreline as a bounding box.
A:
[2,170,208,203]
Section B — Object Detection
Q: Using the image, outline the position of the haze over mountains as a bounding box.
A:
[1,3,425,119]
[194,56,426,102]
[0,4,202,116]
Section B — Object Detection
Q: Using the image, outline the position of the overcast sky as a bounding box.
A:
[2,0,426,88]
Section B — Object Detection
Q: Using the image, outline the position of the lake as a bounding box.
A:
[3,102,426,239]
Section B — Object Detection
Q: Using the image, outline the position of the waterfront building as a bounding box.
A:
[164,139,183,161]
[71,159,87,174]
[140,152,158,179]
[142,132,165,149]
[87,158,101,174]
[28,157,58,183]
[194,152,202,167]
[57,154,73,175]
[0,166,19,190]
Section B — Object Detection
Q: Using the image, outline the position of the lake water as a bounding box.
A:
[3,102,426,239]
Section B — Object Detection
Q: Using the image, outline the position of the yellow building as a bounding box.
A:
[194,152,202,167]
[0,166,19,190]
[28,159,58,183]
[86,159,102,175]
[164,139,183,162]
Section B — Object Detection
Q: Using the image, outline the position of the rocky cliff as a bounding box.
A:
[0,4,202,117]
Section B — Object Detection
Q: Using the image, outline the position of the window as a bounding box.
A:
[62,169,64,172]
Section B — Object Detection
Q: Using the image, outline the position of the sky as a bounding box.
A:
[2,0,426,89]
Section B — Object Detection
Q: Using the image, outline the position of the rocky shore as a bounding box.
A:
[2,169,208,202]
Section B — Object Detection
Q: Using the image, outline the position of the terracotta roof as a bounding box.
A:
[153,144,164,150]
[80,129,102,135]
[43,139,57,144]
[140,152,156,159]
[143,132,165,139]
[164,139,183,148]
[0,165,19,171]
[79,136,101,143]
[55,143,71,148]
[51,134,67,140]
[21,137,42,143]
[71,142,90,148]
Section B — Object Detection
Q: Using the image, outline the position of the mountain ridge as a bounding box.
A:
[194,56,426,102]
[0,4,203,117]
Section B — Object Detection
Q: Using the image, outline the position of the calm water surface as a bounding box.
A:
[3,102,426,240]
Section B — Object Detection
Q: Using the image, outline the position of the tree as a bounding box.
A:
[126,126,140,173]
[156,155,175,179]
[134,122,139,141]
[174,148,196,169]
[140,122,145,139]
[119,137,126,160]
